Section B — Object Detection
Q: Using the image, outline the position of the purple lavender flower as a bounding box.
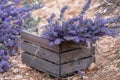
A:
[1,61,9,72]
[6,40,14,47]
[61,6,68,14]
[0,50,5,56]
[54,38,61,45]
[12,0,21,4]
[49,41,54,47]
[4,55,9,61]
[47,13,56,23]
[59,6,68,20]
[80,0,91,16]
[42,0,119,47]
[73,36,80,43]
[0,0,43,73]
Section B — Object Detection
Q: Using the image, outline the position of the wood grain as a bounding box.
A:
[22,52,94,77]
[22,52,60,77]
[21,42,59,63]
[61,56,94,75]
[60,48,93,63]
[21,30,60,52]
[22,41,93,64]
[21,30,95,78]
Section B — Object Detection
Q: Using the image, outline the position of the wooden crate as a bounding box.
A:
[21,30,95,78]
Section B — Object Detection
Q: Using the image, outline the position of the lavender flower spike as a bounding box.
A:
[59,5,68,21]
[46,13,56,23]
[80,0,91,16]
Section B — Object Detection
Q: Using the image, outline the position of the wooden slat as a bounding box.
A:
[60,42,79,52]
[60,48,93,63]
[61,56,94,76]
[22,52,59,77]
[21,42,60,64]
[21,30,60,52]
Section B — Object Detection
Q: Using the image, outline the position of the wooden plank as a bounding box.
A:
[60,48,93,63]
[21,30,60,52]
[60,41,94,53]
[21,42,60,64]
[60,42,79,52]
[61,56,94,76]
[22,52,60,77]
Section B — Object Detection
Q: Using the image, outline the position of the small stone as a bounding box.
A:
[22,79,28,80]
[14,75,23,79]
[88,63,98,71]
[72,77,79,80]
[13,69,19,73]
[26,73,29,75]
[30,77,34,80]
[18,64,27,68]
[84,76,88,79]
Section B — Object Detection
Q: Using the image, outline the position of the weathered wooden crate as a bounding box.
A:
[21,30,95,78]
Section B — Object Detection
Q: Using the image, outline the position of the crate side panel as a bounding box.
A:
[60,42,94,52]
[21,42,60,64]
[61,48,93,63]
[61,56,94,76]
[21,30,60,52]
[60,42,79,52]
[22,52,60,77]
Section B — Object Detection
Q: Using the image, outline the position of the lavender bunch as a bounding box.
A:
[0,0,42,72]
[42,0,119,47]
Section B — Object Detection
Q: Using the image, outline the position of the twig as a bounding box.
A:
[86,40,91,49]
[104,0,113,5]
[32,46,40,60]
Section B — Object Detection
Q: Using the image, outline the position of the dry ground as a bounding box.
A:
[0,0,120,80]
